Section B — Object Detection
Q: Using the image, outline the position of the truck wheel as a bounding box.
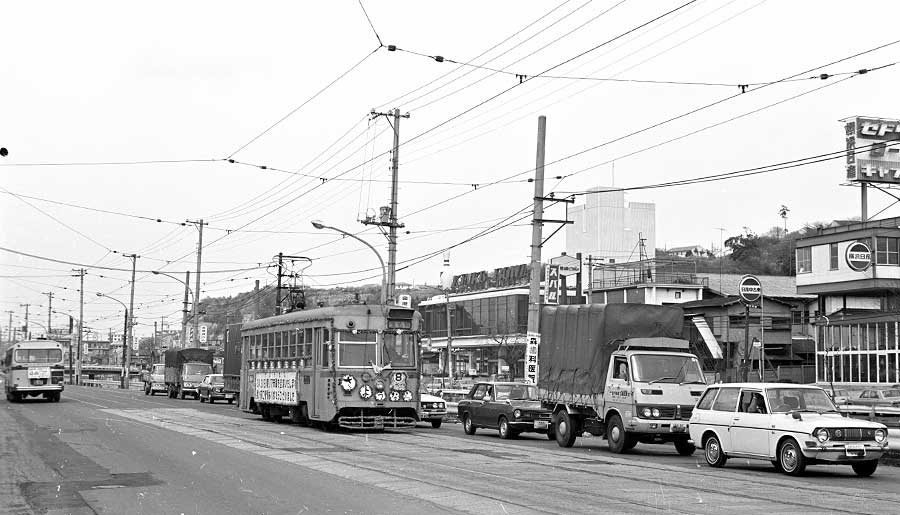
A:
[463,414,477,435]
[606,414,629,453]
[144,387,149,396]
[498,416,514,439]
[555,411,577,448]
[209,397,214,404]
[851,460,878,477]
[704,434,728,468]
[778,438,806,476]
[674,439,695,456]
[431,420,442,429]
[546,425,555,440]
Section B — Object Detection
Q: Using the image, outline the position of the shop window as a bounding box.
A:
[829,243,839,270]
[876,237,900,265]
[796,247,811,274]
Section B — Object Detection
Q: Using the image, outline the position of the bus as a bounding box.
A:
[3,340,66,402]
[239,304,422,429]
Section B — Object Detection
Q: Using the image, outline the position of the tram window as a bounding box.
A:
[338,331,376,367]
[288,331,297,357]
[305,328,314,355]
[262,333,269,359]
[382,333,415,367]
[274,332,282,358]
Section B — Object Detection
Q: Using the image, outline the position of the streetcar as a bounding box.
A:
[239,303,422,429]
[3,339,66,402]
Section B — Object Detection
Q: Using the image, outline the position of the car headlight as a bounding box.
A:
[815,428,829,443]
[642,408,651,417]
[514,409,522,419]
[651,408,660,418]
[438,403,445,409]
[875,429,886,443]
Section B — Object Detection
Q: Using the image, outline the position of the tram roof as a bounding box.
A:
[241,303,415,330]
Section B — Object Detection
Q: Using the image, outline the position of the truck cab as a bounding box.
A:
[179,362,212,399]
[603,338,707,454]
[144,363,166,396]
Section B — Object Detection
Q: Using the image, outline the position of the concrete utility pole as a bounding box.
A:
[526,116,547,335]
[20,303,30,339]
[276,252,283,315]
[187,219,207,346]
[182,271,190,348]
[364,108,409,304]
[73,268,86,384]
[123,254,139,385]
[42,291,54,336]
[5,310,13,342]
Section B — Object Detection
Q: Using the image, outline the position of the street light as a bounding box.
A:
[96,292,130,389]
[311,220,387,304]
[152,271,194,347]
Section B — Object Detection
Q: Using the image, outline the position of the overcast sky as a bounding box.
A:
[2,0,899,338]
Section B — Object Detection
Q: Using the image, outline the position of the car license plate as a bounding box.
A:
[670,423,687,433]
[225,394,233,399]
[845,444,866,456]
[28,367,50,379]
[534,420,549,430]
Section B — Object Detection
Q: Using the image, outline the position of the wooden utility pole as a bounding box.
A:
[20,303,30,339]
[5,310,13,343]
[73,268,86,384]
[275,252,283,315]
[181,271,190,348]
[187,219,207,346]
[364,108,409,304]
[41,291,54,336]
[123,254,139,387]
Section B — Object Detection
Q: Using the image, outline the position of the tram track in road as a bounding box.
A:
[98,406,900,514]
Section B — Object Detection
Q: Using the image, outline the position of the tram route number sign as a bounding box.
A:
[738,275,762,305]
[846,241,872,272]
[254,371,298,404]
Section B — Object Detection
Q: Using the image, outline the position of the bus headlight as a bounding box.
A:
[815,428,829,443]
[875,429,886,443]
[514,409,522,419]
[651,408,660,418]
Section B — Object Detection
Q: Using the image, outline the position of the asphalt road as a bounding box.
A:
[3,384,900,514]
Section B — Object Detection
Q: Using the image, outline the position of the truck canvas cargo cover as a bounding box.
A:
[539,303,685,397]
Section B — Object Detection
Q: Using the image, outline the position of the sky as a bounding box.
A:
[2,0,900,339]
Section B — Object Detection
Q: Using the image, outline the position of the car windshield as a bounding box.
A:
[209,376,224,385]
[631,355,705,384]
[184,363,211,376]
[766,388,837,413]
[882,389,900,398]
[494,384,539,401]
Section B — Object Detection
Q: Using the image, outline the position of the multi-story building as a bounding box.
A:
[566,187,656,263]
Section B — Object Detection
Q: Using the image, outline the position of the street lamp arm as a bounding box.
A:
[312,221,387,304]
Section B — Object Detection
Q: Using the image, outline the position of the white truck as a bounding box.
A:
[539,303,708,455]
[143,363,167,396]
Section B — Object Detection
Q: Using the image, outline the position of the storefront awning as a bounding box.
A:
[692,316,723,359]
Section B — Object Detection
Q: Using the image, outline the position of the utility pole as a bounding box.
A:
[525,116,547,386]
[4,310,12,343]
[42,291,54,336]
[276,252,283,315]
[254,280,260,320]
[73,268,86,385]
[123,253,139,386]
[20,303,30,339]
[181,271,190,348]
[186,219,207,347]
[364,108,409,304]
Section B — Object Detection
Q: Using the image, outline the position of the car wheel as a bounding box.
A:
[209,397,214,404]
[179,388,186,400]
[674,439,695,456]
[851,460,878,477]
[431,420,442,429]
[498,416,514,439]
[463,414,477,435]
[704,434,728,468]
[607,414,629,454]
[199,395,205,403]
[555,411,577,448]
[144,387,150,396]
[778,438,807,476]
[771,459,783,472]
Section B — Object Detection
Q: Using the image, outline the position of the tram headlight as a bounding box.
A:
[815,428,829,443]
[359,385,373,399]
[374,390,386,401]
[402,390,413,402]
[374,380,385,391]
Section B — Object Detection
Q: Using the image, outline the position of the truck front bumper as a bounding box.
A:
[626,417,689,436]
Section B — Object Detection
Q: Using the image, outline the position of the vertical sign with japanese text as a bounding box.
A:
[545,264,560,305]
[525,332,540,384]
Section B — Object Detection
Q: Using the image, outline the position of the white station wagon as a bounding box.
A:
[689,383,888,476]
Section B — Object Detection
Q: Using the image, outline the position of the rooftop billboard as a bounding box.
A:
[843,116,900,184]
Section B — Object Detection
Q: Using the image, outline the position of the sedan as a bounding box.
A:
[853,388,900,407]
[457,382,553,440]
[689,383,888,476]
[419,388,447,428]
[198,374,234,404]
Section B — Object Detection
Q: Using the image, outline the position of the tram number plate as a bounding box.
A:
[534,420,549,430]
[28,367,50,379]
[374,416,384,430]
[845,444,866,457]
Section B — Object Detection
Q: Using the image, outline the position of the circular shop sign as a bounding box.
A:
[846,241,872,272]
[738,274,762,304]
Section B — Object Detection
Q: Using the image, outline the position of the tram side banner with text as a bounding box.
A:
[844,116,900,183]
[254,371,299,405]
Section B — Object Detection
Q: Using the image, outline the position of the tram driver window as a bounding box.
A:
[382,332,415,367]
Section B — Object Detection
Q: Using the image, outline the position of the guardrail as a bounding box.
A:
[81,379,143,390]
[838,404,900,428]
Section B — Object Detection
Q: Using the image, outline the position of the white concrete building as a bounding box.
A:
[566,187,656,263]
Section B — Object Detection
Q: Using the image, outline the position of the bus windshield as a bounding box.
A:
[14,348,62,364]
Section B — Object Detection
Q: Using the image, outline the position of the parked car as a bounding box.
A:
[419,389,447,428]
[689,383,888,476]
[197,374,234,404]
[439,388,470,419]
[457,382,554,439]
[827,388,852,405]
[853,388,900,407]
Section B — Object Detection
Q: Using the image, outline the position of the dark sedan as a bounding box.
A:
[458,382,553,439]
[854,388,900,408]
[198,374,234,404]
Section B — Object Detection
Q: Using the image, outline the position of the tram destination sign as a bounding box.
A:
[846,241,872,272]
[738,274,762,305]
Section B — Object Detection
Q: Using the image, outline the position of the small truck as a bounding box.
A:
[164,348,214,399]
[539,303,707,455]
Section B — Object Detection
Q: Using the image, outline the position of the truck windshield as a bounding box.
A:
[184,364,211,376]
[151,365,165,374]
[631,355,705,384]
